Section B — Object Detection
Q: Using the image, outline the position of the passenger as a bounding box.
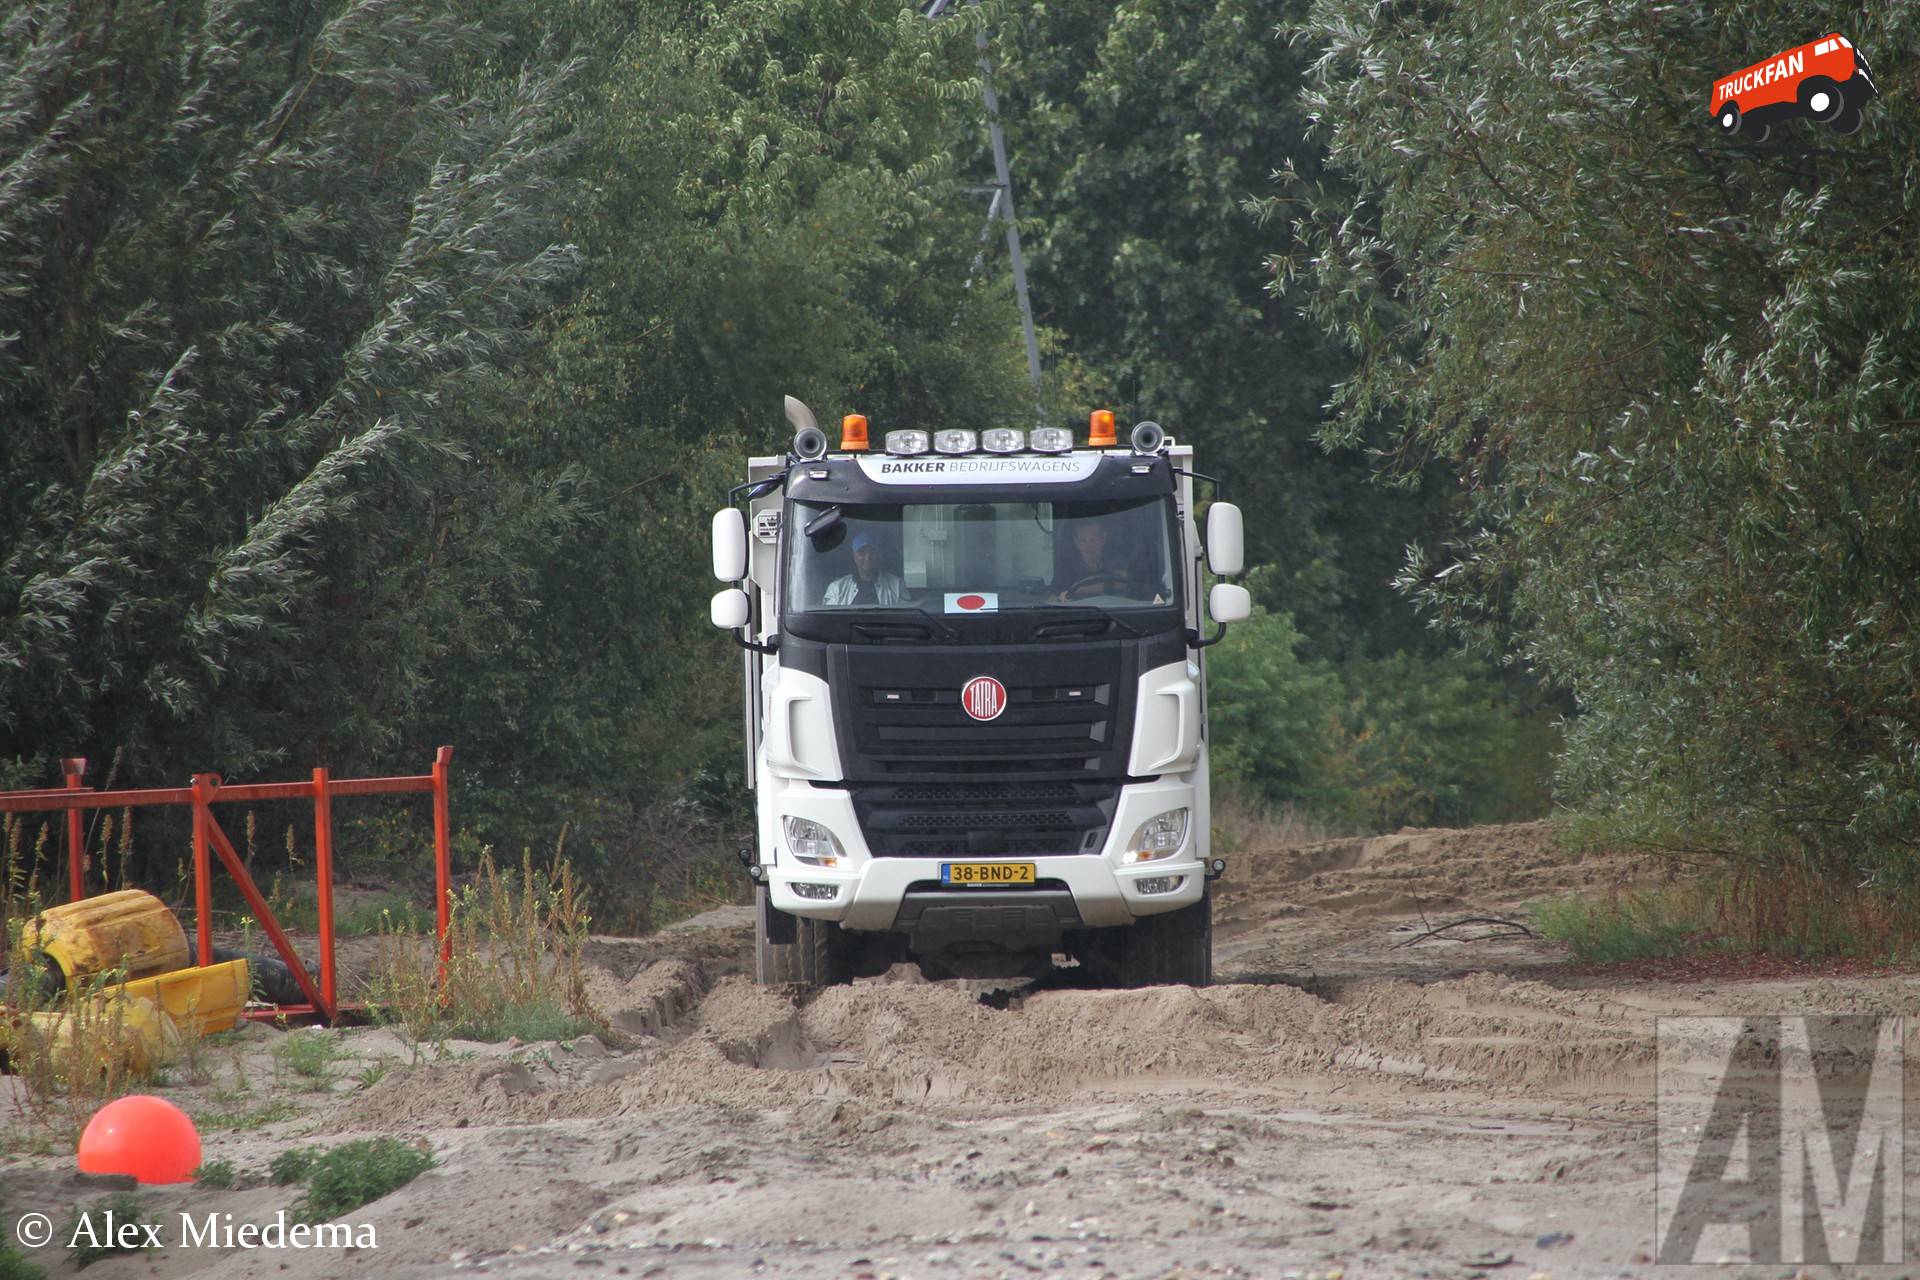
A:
[825,531,905,606]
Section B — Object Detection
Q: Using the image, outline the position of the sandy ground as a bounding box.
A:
[6,820,1920,1279]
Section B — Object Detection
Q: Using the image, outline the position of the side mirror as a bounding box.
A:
[710,588,750,630]
[1206,503,1244,577]
[1208,583,1250,625]
[712,509,747,581]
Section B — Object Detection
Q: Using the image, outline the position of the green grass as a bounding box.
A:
[1530,887,1713,964]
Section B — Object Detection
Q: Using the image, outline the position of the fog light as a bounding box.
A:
[1134,875,1186,896]
[885,429,929,455]
[790,882,839,901]
[783,816,845,867]
[1028,427,1072,453]
[1123,808,1189,863]
[934,428,977,454]
[981,427,1024,453]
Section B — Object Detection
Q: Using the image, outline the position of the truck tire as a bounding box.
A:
[754,886,853,989]
[1122,886,1212,987]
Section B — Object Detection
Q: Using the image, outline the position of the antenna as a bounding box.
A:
[927,0,1044,411]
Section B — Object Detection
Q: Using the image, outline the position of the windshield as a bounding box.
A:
[784,497,1177,615]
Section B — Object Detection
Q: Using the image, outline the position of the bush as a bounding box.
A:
[1208,603,1556,830]
[291,1139,434,1223]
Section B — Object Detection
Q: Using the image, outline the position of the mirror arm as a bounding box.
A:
[733,630,779,655]
[1184,623,1228,650]
[1170,467,1223,500]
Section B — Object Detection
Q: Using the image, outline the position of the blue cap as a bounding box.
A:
[851,531,876,552]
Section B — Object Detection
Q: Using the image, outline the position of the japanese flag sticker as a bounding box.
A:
[945,592,999,613]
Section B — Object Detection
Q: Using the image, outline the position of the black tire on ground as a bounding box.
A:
[1087,886,1212,988]
[1798,76,1845,123]
[753,885,854,989]
[209,945,306,1004]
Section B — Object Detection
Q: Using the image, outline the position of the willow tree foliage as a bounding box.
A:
[0,1,580,782]
[1281,1,1920,877]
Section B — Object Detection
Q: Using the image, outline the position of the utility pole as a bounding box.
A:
[927,0,1044,405]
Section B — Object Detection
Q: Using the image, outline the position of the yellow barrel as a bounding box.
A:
[14,995,182,1080]
[113,960,250,1036]
[22,890,190,986]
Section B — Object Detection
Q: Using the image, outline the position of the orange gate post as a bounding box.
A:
[191,773,216,968]
[433,746,453,968]
[62,756,86,901]
[313,767,337,1017]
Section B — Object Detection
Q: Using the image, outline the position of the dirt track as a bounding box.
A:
[13,821,1920,1278]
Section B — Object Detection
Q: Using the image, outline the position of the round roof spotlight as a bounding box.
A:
[1130,420,1166,454]
[794,426,829,460]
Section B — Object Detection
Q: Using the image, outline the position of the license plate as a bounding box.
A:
[940,861,1037,886]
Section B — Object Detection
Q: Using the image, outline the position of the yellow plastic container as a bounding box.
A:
[15,995,181,1079]
[113,959,250,1036]
[22,890,189,985]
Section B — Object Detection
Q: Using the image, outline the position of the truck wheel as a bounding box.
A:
[1085,886,1212,988]
[754,886,853,989]
[1798,76,1844,123]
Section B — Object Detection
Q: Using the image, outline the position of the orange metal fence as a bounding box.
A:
[0,747,453,1024]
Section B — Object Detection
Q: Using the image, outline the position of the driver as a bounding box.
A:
[1054,521,1146,602]
[825,531,904,606]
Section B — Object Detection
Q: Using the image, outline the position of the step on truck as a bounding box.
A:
[709,399,1248,988]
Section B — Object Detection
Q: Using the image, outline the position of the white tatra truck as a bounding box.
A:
[710,399,1248,988]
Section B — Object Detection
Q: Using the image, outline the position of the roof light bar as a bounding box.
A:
[981,428,1024,454]
[885,429,930,455]
[934,429,977,455]
[1029,427,1071,453]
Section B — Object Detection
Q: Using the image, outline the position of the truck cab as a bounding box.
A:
[711,401,1247,987]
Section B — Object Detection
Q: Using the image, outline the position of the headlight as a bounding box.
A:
[934,429,977,455]
[1028,427,1072,453]
[783,816,845,867]
[981,427,1024,453]
[1123,809,1189,863]
[885,430,930,455]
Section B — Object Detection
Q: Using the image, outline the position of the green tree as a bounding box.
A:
[1282,0,1920,876]
[0,1,579,789]
[998,0,1456,659]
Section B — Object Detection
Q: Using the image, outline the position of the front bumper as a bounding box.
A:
[756,767,1207,931]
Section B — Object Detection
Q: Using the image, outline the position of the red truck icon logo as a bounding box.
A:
[1712,34,1876,140]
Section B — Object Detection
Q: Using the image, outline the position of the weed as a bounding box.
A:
[367,849,600,1046]
[283,1138,432,1222]
[352,1057,396,1089]
[194,1159,238,1188]
[269,1146,318,1186]
[1531,887,1712,963]
[64,1192,158,1269]
[0,927,166,1143]
[272,1031,346,1089]
[195,1098,296,1132]
[0,1245,45,1280]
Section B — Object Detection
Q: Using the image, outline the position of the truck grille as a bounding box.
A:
[853,780,1118,859]
[831,643,1136,782]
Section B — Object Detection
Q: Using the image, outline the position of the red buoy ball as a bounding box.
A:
[77,1095,202,1184]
